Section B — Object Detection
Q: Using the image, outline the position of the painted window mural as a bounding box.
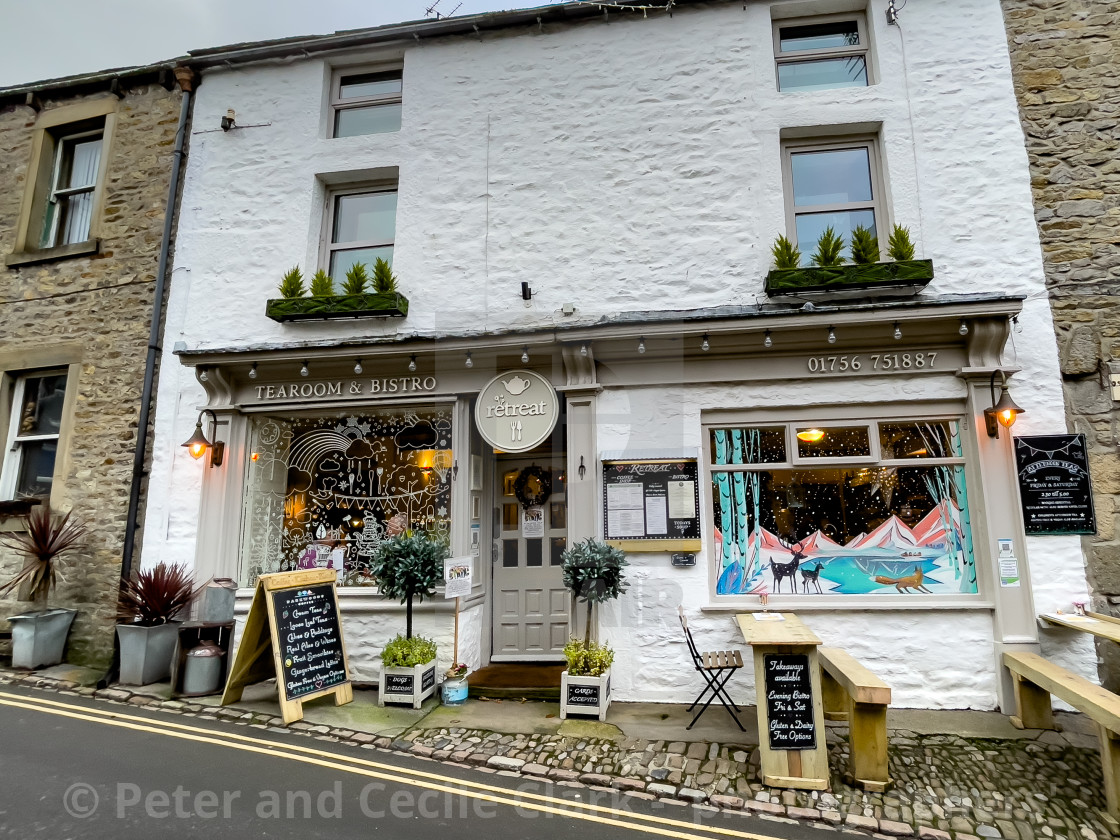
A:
[239,406,453,588]
[711,420,976,597]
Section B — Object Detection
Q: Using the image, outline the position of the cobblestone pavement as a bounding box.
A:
[2,670,1115,840]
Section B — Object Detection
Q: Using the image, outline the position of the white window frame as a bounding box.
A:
[772,12,871,92]
[41,128,103,248]
[329,66,403,139]
[0,370,67,500]
[704,411,986,609]
[780,134,885,256]
[321,182,398,282]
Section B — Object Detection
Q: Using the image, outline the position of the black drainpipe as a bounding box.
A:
[99,66,195,688]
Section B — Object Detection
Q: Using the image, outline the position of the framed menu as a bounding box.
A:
[603,459,701,552]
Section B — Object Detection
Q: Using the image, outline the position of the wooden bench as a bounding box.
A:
[1004,651,1120,818]
[818,647,892,791]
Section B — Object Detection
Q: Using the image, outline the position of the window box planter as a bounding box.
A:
[765,259,934,297]
[265,292,409,323]
[560,669,611,721]
[378,661,438,709]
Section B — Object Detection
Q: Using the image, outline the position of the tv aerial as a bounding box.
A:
[425,0,463,18]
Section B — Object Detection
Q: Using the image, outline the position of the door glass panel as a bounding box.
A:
[503,539,518,567]
[550,502,566,530]
[502,504,519,531]
[550,537,566,566]
[526,539,543,567]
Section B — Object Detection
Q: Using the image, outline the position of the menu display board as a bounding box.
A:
[603,460,700,541]
[1014,434,1097,535]
[221,569,352,723]
[763,653,816,751]
[272,584,347,700]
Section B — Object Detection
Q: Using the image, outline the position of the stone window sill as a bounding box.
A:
[5,239,100,267]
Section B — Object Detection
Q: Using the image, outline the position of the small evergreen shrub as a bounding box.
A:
[342,262,369,296]
[372,257,398,294]
[810,226,845,267]
[771,234,802,270]
[380,634,437,668]
[888,224,916,261]
[850,225,880,265]
[310,269,334,297]
[563,638,614,677]
[278,266,306,299]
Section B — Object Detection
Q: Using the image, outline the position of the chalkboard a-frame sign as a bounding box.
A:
[221,569,353,724]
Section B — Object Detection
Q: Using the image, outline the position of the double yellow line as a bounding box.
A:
[0,688,777,840]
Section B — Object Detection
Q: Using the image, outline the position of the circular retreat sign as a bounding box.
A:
[474,370,560,454]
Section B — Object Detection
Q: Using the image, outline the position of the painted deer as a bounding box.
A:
[771,537,807,594]
[874,566,931,593]
[800,562,824,594]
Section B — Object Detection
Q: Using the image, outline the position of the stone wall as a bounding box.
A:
[0,81,183,668]
[1002,2,1120,686]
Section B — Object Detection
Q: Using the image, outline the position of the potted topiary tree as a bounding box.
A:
[559,538,628,721]
[116,563,198,686]
[372,530,448,707]
[0,505,87,669]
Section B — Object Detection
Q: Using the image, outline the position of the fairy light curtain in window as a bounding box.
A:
[240,406,453,587]
[710,420,976,597]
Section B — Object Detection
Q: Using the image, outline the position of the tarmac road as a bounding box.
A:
[0,684,834,840]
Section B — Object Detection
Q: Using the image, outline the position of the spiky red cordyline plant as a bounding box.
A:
[117,563,199,626]
[0,505,88,608]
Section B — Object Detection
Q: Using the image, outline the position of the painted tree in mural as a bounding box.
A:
[916,422,976,592]
[714,428,763,595]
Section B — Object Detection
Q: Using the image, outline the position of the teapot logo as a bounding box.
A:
[502,375,531,396]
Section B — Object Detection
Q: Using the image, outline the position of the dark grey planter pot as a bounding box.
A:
[117,622,181,685]
[8,608,76,669]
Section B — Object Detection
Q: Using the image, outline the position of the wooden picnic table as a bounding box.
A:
[735,613,829,790]
[1040,611,1120,645]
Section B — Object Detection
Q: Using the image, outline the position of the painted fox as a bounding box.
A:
[874,566,932,593]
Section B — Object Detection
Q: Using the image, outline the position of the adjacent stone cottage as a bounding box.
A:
[0,64,192,667]
[1002,2,1120,687]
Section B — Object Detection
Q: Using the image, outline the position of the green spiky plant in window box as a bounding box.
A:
[266,263,409,321]
[341,262,369,296]
[888,224,916,261]
[372,257,398,294]
[278,266,306,299]
[811,226,845,268]
[309,269,334,297]
[771,234,801,270]
[850,225,880,265]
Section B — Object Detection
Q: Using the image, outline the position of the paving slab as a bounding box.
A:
[419,697,563,735]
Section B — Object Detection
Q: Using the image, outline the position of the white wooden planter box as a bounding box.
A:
[378,662,438,709]
[560,669,611,721]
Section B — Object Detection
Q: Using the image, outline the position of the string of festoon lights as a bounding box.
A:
[573,0,676,17]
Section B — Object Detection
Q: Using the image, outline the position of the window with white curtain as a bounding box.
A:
[0,371,68,500]
[41,130,103,248]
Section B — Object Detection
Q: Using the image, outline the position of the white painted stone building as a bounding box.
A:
[143,0,1094,711]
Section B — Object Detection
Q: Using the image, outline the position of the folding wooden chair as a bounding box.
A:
[678,606,745,730]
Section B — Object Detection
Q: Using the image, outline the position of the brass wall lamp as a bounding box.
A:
[181,409,225,467]
[984,371,1026,438]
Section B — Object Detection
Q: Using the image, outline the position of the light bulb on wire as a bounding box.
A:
[638,337,646,354]
[408,355,417,372]
[521,346,530,364]
[764,330,773,349]
[354,359,363,375]
[827,326,836,345]
[893,323,902,340]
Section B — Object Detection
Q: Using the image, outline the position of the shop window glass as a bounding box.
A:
[710,420,976,598]
[239,406,452,587]
[794,425,870,459]
[710,427,787,465]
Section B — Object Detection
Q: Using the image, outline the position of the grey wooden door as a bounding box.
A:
[491,460,569,661]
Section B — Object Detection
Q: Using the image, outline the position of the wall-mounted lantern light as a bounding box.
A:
[181,409,225,467]
[984,371,1025,438]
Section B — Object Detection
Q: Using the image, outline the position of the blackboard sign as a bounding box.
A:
[1014,434,1097,535]
[566,682,601,706]
[764,654,816,751]
[384,673,414,693]
[221,569,352,724]
[603,460,700,541]
[421,666,436,691]
[272,584,348,700]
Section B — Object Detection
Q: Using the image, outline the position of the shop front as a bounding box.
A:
[172,294,1092,709]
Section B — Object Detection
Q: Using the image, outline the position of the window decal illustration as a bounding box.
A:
[712,422,976,597]
[240,407,452,587]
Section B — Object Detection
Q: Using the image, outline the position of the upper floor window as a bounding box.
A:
[325,187,398,283]
[782,135,882,264]
[42,129,103,248]
[773,13,869,92]
[331,69,403,138]
[1,371,68,500]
